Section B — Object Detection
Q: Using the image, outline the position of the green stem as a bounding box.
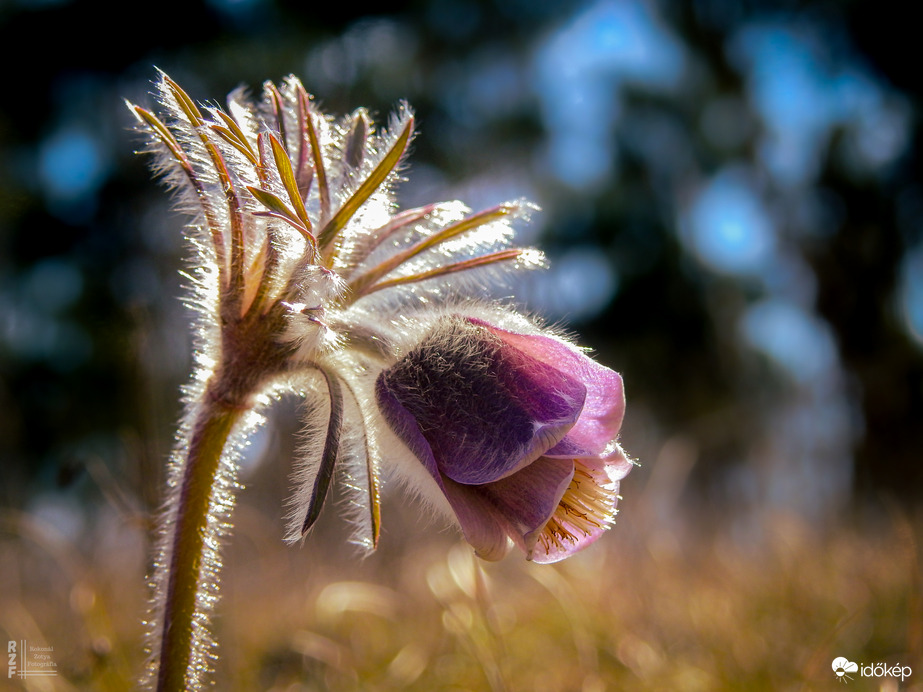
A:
[156,391,245,691]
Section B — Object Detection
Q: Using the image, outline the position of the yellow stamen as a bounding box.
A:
[536,462,617,556]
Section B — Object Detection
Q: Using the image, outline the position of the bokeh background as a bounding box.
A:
[1,0,922,689]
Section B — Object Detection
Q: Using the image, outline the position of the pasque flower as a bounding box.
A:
[130,71,632,690]
[376,315,632,564]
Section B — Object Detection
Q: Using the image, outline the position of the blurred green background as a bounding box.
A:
[1,0,921,689]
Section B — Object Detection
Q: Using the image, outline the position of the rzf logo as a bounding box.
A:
[8,640,16,679]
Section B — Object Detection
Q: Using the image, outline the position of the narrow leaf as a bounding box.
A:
[266,82,287,150]
[344,109,369,169]
[340,378,382,549]
[269,133,311,231]
[348,203,515,297]
[298,84,330,223]
[302,369,344,535]
[318,111,414,254]
[360,421,381,549]
[214,110,258,162]
[358,249,531,298]
[247,186,295,218]
[163,74,204,126]
[131,105,188,168]
[206,145,245,302]
[247,187,313,242]
[293,80,314,201]
[131,103,228,286]
[161,74,244,296]
[211,125,259,164]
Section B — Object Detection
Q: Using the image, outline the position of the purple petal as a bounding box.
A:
[377,318,586,484]
[475,321,625,456]
[528,488,621,565]
[440,478,514,561]
[597,443,635,484]
[479,456,575,551]
[441,456,574,561]
[529,446,632,564]
[375,374,443,484]
[377,373,512,559]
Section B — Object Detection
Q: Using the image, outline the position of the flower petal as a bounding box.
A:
[530,446,632,564]
[376,317,586,484]
[375,373,443,484]
[440,456,574,561]
[440,478,514,561]
[474,320,625,456]
[593,442,635,484]
[478,456,575,552]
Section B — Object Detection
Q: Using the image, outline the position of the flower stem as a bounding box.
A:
[156,393,245,691]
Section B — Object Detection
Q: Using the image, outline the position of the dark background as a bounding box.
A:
[1,0,921,536]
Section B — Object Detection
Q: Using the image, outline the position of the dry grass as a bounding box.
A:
[2,474,921,692]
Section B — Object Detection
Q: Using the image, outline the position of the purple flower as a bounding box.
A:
[133,72,637,689]
[376,315,632,563]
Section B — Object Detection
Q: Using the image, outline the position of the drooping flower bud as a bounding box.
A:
[376,315,632,563]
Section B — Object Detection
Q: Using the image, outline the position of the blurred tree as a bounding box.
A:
[1,0,920,521]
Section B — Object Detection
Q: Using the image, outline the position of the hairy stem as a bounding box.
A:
[156,392,246,691]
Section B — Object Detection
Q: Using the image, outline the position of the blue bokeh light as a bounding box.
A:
[533,0,685,189]
[740,298,837,384]
[522,246,618,324]
[38,128,108,204]
[899,246,923,347]
[730,22,909,187]
[685,167,775,276]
